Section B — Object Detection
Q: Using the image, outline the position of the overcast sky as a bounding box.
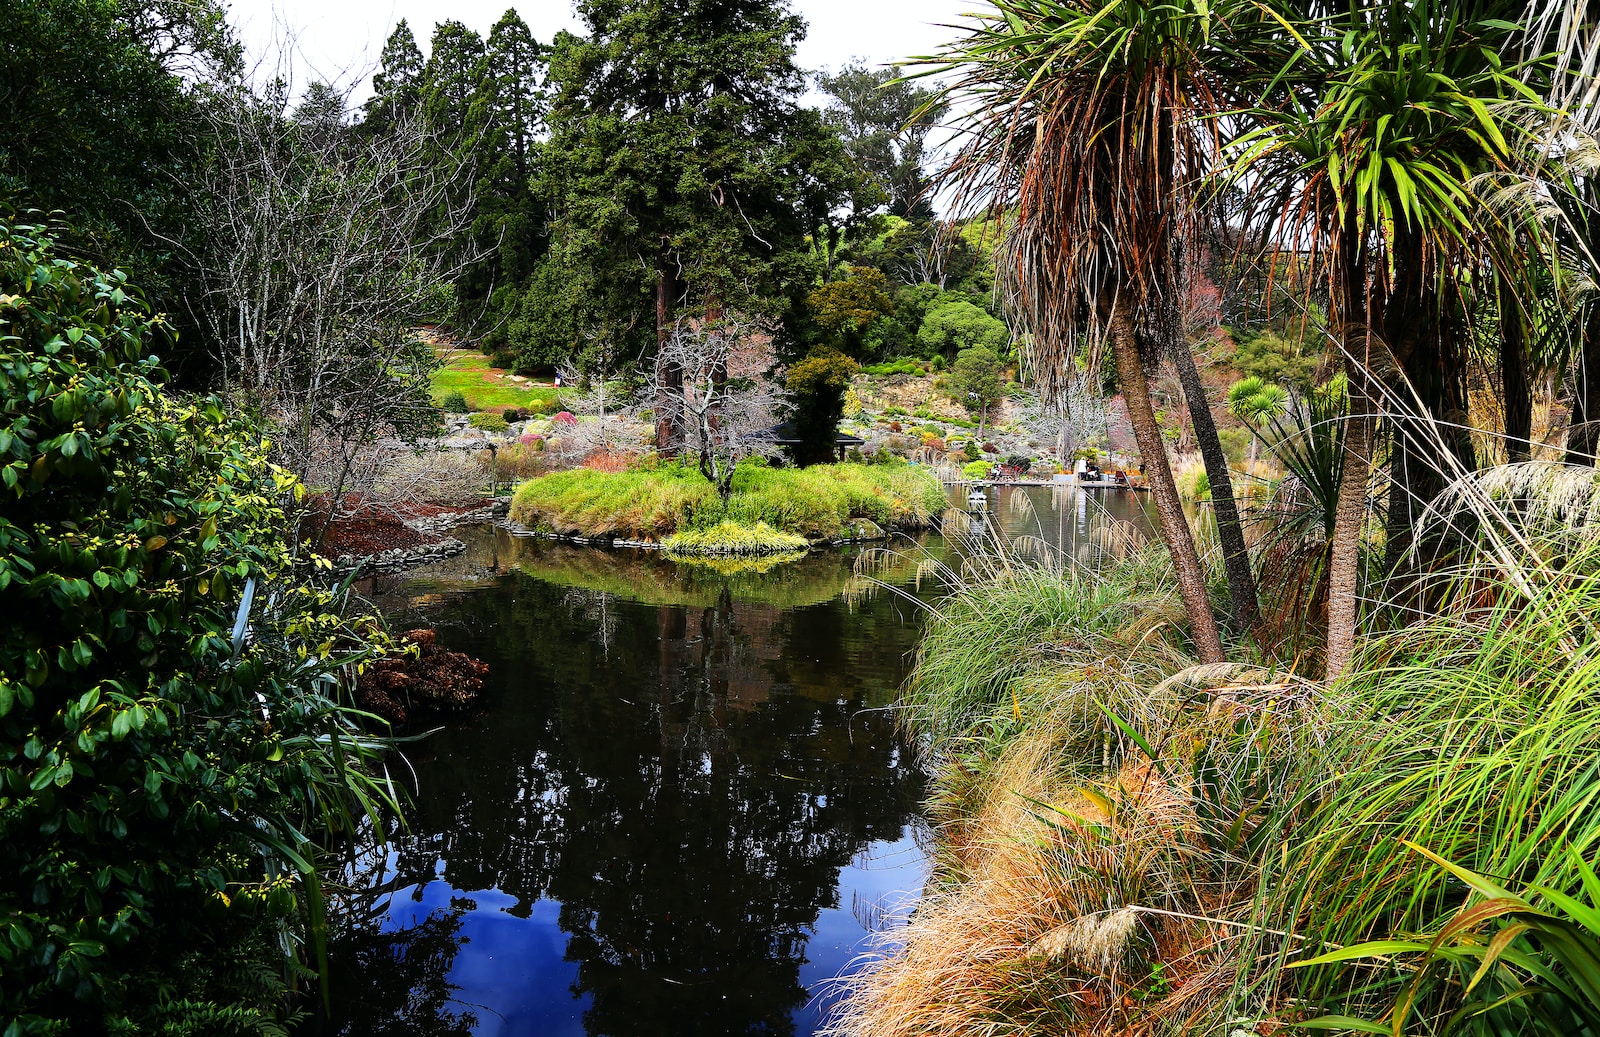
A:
[226,0,978,103]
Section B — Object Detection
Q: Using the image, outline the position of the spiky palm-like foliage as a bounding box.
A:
[930,0,1294,662]
[1235,0,1537,675]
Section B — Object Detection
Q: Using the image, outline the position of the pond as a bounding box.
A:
[321,484,1155,1037]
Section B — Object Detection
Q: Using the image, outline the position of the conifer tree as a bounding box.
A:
[541,0,843,449]
[362,20,424,137]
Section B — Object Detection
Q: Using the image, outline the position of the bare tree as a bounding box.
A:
[179,76,477,539]
[649,317,781,501]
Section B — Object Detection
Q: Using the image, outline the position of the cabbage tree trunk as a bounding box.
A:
[1110,302,1225,663]
[1169,337,1258,631]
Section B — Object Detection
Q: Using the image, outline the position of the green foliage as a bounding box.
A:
[542,0,845,360]
[440,390,469,413]
[0,0,238,362]
[1226,376,1290,427]
[1270,561,1600,1032]
[816,60,948,221]
[661,521,810,556]
[863,357,924,376]
[945,346,1006,430]
[1296,845,1600,1037]
[785,348,861,466]
[509,461,945,542]
[963,459,993,480]
[917,299,1010,358]
[0,223,395,1031]
[807,267,895,352]
[468,411,509,432]
[1230,329,1320,393]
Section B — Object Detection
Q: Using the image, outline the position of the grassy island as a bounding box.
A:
[509,461,948,551]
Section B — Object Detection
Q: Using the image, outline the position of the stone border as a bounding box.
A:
[333,498,512,575]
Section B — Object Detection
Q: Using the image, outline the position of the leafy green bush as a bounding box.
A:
[0,223,396,1032]
[440,389,469,412]
[863,358,924,377]
[964,460,993,480]
[468,411,509,432]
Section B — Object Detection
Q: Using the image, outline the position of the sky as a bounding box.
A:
[225,0,978,103]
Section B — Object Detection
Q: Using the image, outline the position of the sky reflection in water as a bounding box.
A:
[324,486,1153,1037]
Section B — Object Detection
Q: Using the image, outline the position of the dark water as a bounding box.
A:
[324,485,1155,1037]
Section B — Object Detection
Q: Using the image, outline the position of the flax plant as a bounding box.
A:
[1232,0,1539,675]
[1253,539,1600,1032]
[928,0,1298,662]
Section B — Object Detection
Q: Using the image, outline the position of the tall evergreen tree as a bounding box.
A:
[362,20,424,136]
[542,0,841,449]
[469,10,550,334]
[817,61,947,222]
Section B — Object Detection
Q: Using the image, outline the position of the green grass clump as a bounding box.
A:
[468,411,509,432]
[430,350,560,412]
[509,461,945,542]
[661,521,809,556]
[510,464,717,538]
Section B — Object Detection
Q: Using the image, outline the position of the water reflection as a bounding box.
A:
[324,486,1156,1037]
[326,539,930,1037]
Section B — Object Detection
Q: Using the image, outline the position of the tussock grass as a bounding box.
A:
[661,521,809,556]
[509,464,716,538]
[832,533,1337,1037]
[1256,558,1600,1029]
[509,461,946,543]
[834,499,1600,1036]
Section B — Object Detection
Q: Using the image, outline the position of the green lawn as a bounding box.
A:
[430,349,561,412]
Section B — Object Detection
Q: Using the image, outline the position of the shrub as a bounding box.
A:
[964,459,993,480]
[863,358,924,377]
[518,433,545,449]
[889,421,903,433]
[964,441,982,461]
[440,389,469,413]
[1004,454,1032,472]
[982,442,999,454]
[503,407,528,423]
[468,411,509,433]
[552,410,578,426]
[0,223,395,1030]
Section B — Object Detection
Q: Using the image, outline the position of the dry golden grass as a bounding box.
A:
[828,743,1231,1037]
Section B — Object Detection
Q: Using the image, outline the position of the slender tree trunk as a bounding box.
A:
[654,248,683,455]
[1326,357,1372,680]
[1499,278,1532,463]
[1567,304,1600,464]
[1169,337,1258,631]
[1111,303,1225,663]
[1383,279,1473,574]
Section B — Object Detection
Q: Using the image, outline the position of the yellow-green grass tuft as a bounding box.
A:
[661,521,809,556]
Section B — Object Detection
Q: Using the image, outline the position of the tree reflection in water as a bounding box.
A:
[324,545,927,1037]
